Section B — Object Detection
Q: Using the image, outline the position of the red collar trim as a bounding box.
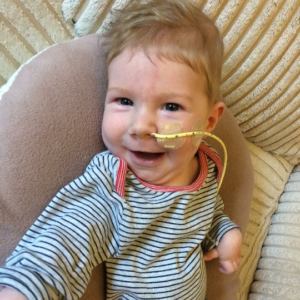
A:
[137,150,208,193]
[115,159,127,198]
[114,143,223,196]
[199,143,223,183]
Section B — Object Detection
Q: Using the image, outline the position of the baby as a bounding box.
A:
[0,1,242,299]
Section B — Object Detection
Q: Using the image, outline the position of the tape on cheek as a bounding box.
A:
[157,122,186,149]
[155,118,205,150]
[152,118,228,192]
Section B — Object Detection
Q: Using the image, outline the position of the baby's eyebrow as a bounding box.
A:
[158,92,193,102]
[107,87,129,94]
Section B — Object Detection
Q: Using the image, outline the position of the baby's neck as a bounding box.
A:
[180,154,200,186]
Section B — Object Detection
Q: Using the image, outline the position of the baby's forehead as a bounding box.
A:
[108,47,201,75]
[108,48,208,101]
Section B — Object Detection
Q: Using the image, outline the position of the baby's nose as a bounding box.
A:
[128,112,157,138]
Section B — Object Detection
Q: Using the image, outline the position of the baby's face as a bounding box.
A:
[102,48,220,186]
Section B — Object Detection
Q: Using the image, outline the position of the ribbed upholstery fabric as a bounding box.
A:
[249,165,300,299]
[239,142,293,299]
[0,0,74,85]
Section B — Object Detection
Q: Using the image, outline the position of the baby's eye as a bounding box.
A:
[118,98,133,106]
[164,103,180,111]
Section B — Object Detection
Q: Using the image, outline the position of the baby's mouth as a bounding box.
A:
[133,151,164,160]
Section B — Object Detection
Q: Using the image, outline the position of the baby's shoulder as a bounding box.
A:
[86,150,125,177]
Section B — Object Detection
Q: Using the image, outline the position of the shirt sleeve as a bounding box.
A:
[201,194,240,253]
[0,154,122,300]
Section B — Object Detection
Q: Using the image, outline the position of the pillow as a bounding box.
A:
[0,34,107,299]
[238,142,294,299]
[0,34,253,300]
[206,111,254,300]
[0,0,74,84]
[249,165,300,299]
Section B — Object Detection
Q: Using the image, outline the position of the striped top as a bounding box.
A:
[0,142,238,300]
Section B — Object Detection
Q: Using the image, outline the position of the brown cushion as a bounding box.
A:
[207,109,254,300]
[0,34,253,300]
[0,34,107,299]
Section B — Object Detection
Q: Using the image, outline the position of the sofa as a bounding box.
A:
[0,1,299,299]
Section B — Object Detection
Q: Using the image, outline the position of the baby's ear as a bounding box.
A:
[204,102,225,133]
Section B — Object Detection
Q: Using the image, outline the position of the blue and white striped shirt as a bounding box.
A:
[0,142,238,300]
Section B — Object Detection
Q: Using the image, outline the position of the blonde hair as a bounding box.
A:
[103,0,224,103]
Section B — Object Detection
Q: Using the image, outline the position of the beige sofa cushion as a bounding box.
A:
[249,165,300,299]
[239,142,294,299]
[0,0,74,85]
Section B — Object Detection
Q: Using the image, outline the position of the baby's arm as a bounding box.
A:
[204,228,242,274]
[0,287,28,300]
[216,228,242,274]
[202,193,242,274]
[0,154,116,299]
